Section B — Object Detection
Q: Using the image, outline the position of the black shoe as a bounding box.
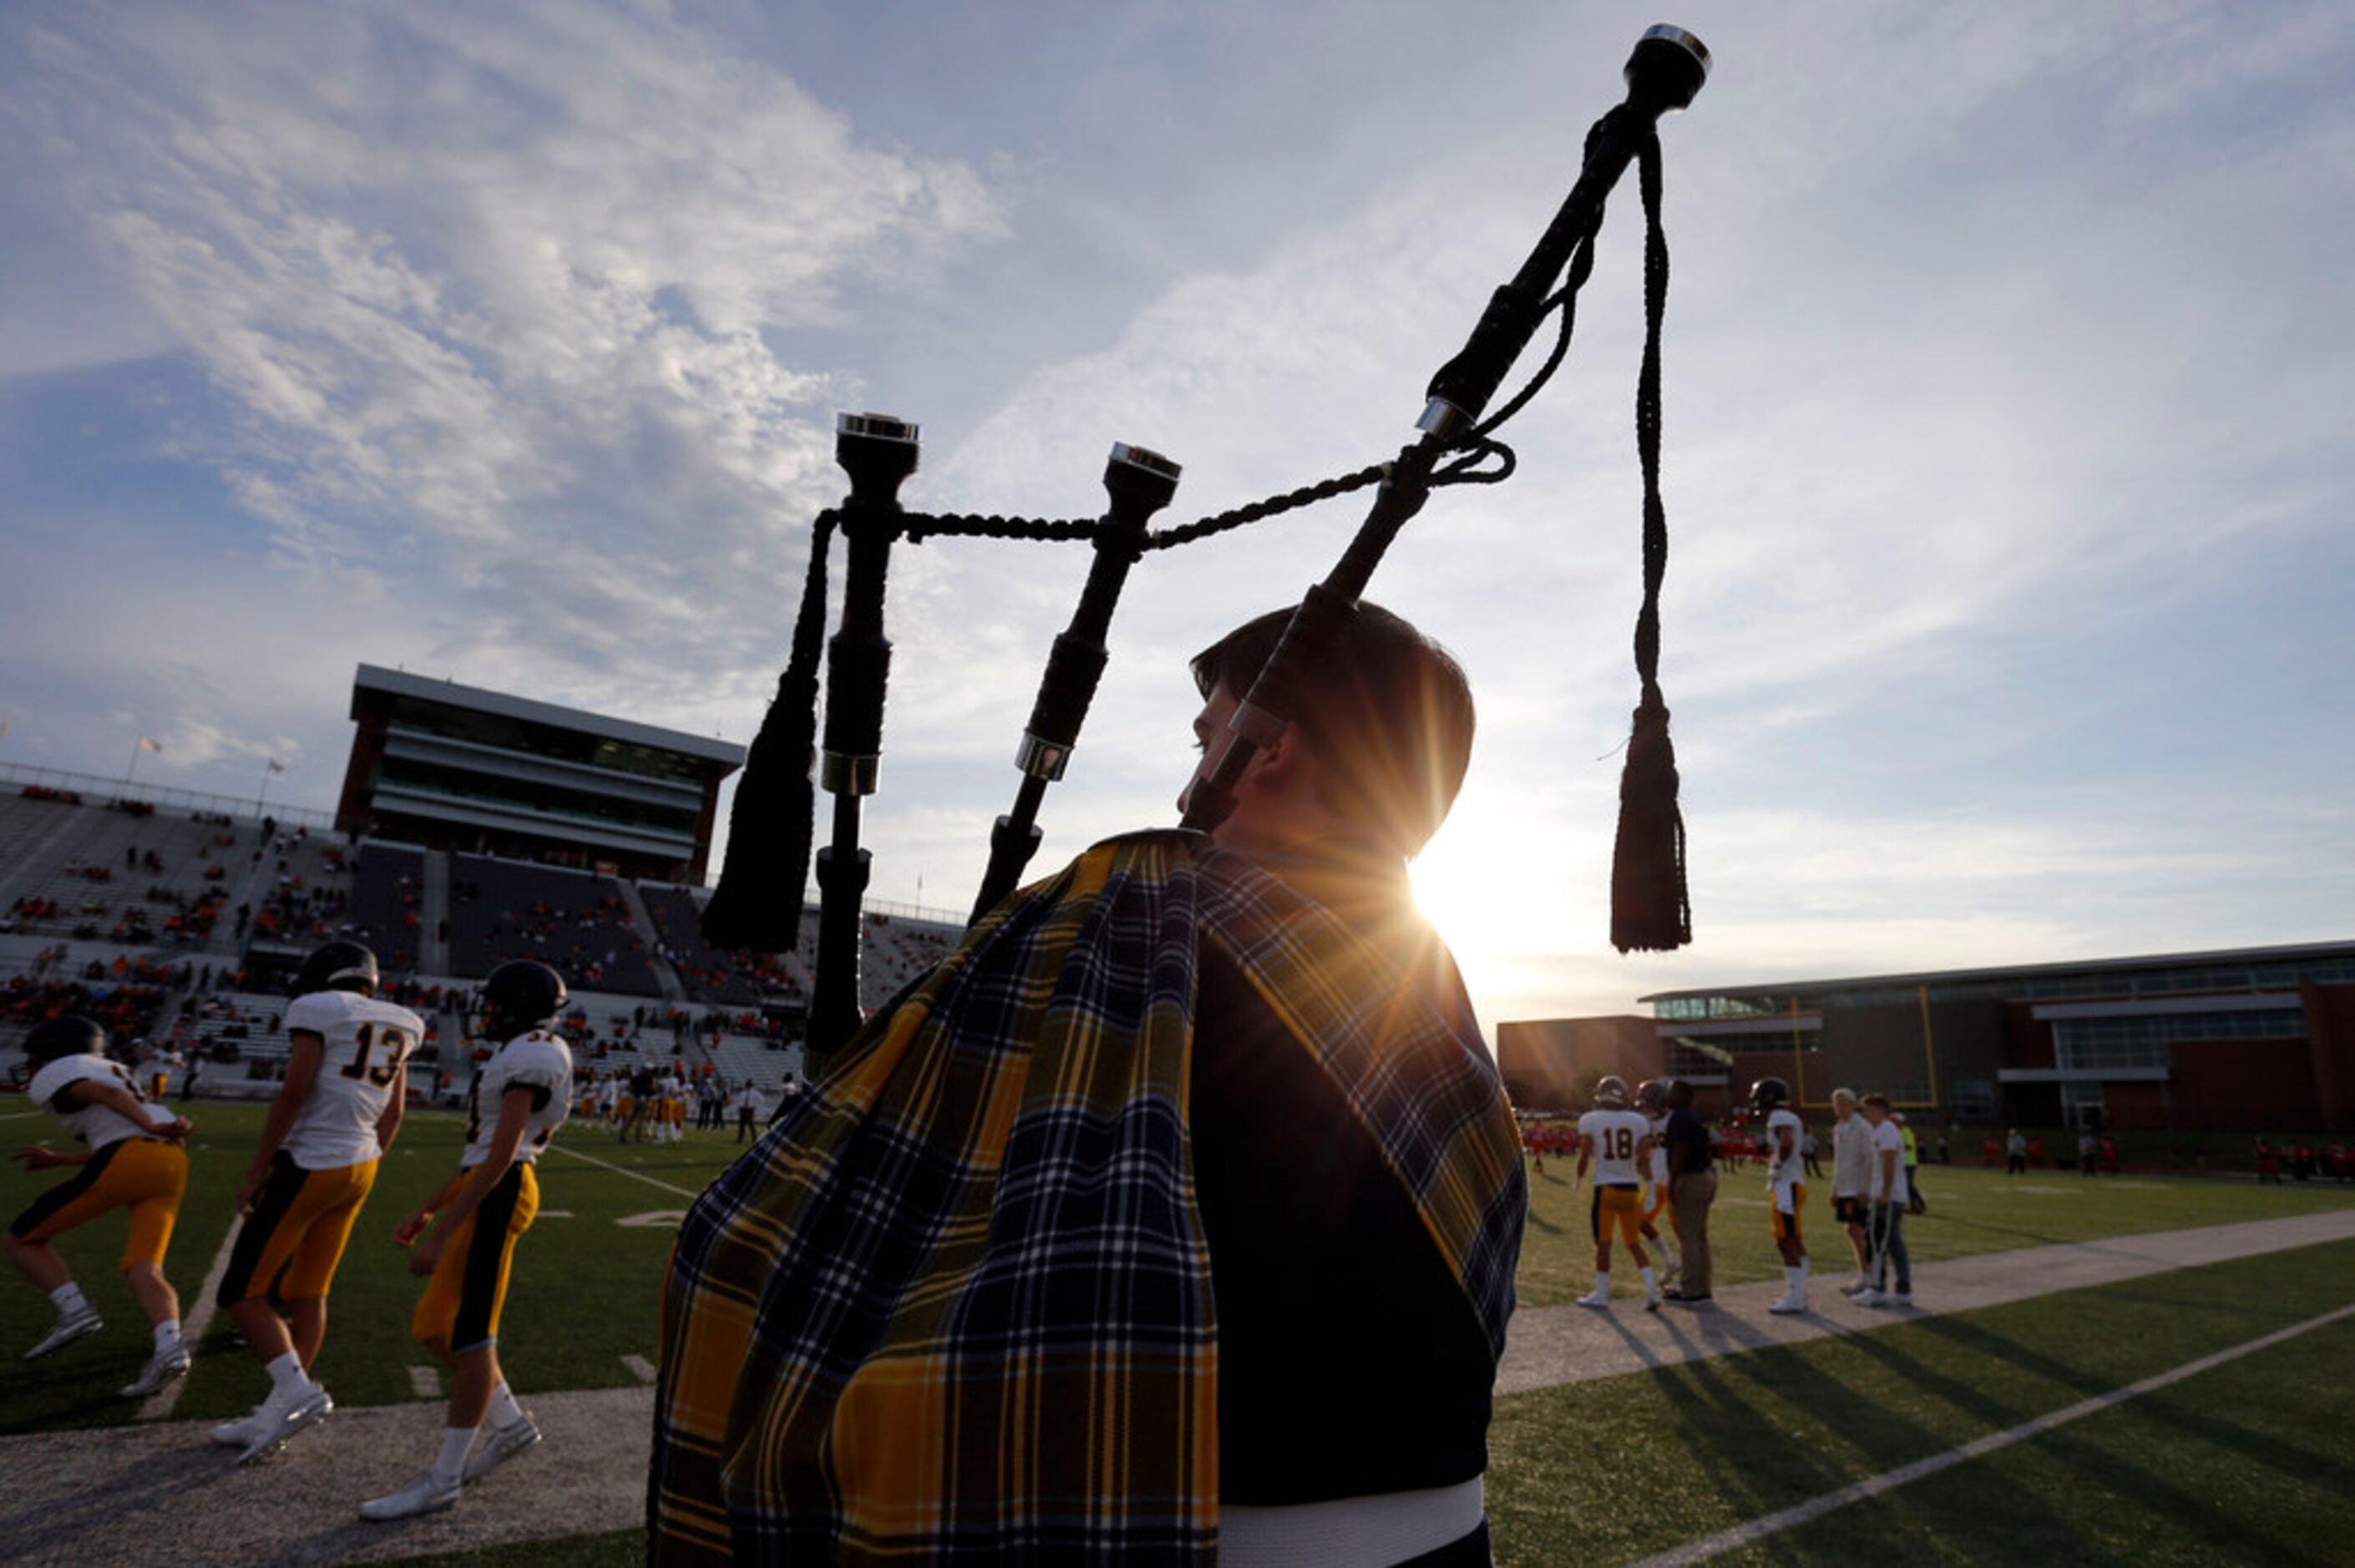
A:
[1662,1290,1713,1304]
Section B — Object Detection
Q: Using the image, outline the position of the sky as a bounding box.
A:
[2,0,2350,1034]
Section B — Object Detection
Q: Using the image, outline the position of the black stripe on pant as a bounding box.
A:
[216,1151,309,1308]
[8,1141,124,1237]
[452,1164,525,1354]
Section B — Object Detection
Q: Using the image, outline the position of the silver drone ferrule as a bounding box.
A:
[821,752,879,796]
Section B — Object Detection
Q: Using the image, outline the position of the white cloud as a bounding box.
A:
[15,0,1002,708]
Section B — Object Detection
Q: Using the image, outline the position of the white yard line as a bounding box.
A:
[408,1364,443,1400]
[542,1142,704,1200]
[0,1111,53,1122]
[139,1216,243,1422]
[620,1354,657,1383]
[1629,1300,2355,1566]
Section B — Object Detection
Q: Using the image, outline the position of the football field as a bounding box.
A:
[3,1105,2352,1564]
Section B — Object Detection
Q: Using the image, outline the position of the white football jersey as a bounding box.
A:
[281,989,427,1170]
[1648,1115,1672,1187]
[1766,1107,1806,1186]
[1578,1108,1652,1186]
[28,1055,178,1151]
[462,1030,575,1168]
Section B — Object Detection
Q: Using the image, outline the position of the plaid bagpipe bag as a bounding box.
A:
[648,829,1525,1563]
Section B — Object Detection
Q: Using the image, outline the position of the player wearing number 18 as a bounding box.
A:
[213,938,422,1462]
[1574,1076,1663,1311]
[362,959,573,1522]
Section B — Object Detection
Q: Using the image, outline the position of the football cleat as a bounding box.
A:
[360,1469,463,1521]
[1769,1293,1808,1315]
[1644,1292,1663,1313]
[214,1404,271,1447]
[239,1385,333,1464]
[464,1415,543,1481]
[1851,1287,1881,1308]
[1575,1289,1611,1310]
[119,1342,191,1398]
[23,1303,104,1360]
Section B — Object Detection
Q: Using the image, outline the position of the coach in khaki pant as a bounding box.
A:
[1662,1079,1718,1302]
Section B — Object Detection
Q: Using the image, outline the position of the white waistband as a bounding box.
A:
[1219,1476,1483,1567]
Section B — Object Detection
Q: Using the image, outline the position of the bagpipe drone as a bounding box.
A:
[702,25,1712,1062]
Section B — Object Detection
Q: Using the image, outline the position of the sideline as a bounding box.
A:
[1628,1300,2355,1566]
[542,1141,706,1200]
[139,1216,245,1421]
[1499,1207,2355,1395]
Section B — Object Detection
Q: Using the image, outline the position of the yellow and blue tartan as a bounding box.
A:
[648,830,1523,1563]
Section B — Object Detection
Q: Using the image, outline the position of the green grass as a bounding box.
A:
[11,1103,2355,1565]
[1516,1158,2355,1306]
[0,1100,753,1435]
[1488,1239,2355,1565]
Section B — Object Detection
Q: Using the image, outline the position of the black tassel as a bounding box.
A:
[703,511,838,953]
[1608,129,1693,953]
[1610,688,1689,953]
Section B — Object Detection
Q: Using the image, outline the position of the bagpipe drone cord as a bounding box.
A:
[703,25,1711,1063]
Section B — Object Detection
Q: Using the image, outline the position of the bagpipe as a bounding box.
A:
[702,25,1712,1063]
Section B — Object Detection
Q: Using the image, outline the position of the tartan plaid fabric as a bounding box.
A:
[648,830,1524,1563]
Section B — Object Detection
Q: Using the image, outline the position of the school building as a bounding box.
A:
[1497,940,2355,1134]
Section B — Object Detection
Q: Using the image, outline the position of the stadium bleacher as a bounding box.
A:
[347,843,426,971]
[446,854,661,995]
[0,776,972,1105]
[640,884,764,1006]
[1,791,246,948]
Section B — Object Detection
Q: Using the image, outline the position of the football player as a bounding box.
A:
[362,960,573,1521]
[5,1015,195,1396]
[212,938,421,1463]
[1573,1076,1661,1311]
[1753,1076,1810,1313]
[1634,1078,1681,1287]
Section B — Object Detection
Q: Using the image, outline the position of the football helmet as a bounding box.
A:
[1635,1078,1670,1114]
[1750,1075,1791,1115]
[24,1014,106,1069]
[295,939,379,997]
[479,960,567,1041]
[1593,1075,1630,1109]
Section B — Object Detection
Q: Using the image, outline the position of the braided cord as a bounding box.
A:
[1631,129,1669,696]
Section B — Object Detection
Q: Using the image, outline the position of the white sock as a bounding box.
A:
[50,1282,91,1317]
[1784,1266,1802,1293]
[1638,1265,1657,1295]
[266,1351,316,1400]
[154,1319,181,1352]
[1591,1271,1609,1297]
[1797,1257,1810,1285]
[433,1425,479,1485]
[486,1381,525,1430]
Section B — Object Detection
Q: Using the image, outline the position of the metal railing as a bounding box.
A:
[0,760,337,832]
